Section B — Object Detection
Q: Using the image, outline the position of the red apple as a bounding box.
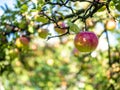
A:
[20,36,29,45]
[54,22,67,34]
[15,36,29,48]
[74,31,98,52]
[105,19,116,31]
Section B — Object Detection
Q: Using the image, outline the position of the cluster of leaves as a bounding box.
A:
[0,0,120,89]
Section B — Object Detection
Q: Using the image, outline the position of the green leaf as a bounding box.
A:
[28,25,34,33]
[18,21,26,29]
[35,16,48,23]
[112,0,120,11]
[68,22,80,33]
[115,3,120,11]
[57,12,65,19]
[20,4,28,13]
[85,85,94,90]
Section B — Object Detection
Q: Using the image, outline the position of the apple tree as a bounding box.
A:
[0,0,120,90]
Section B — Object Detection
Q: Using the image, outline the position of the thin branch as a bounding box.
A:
[64,0,69,4]
[47,27,70,40]
[104,29,112,66]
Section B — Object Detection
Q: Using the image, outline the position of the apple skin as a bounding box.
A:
[38,28,49,38]
[105,19,116,31]
[55,22,67,34]
[15,36,29,48]
[74,31,98,52]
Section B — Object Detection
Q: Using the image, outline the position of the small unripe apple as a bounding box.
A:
[105,19,116,31]
[38,28,49,38]
[86,18,94,28]
[72,48,80,56]
[54,22,67,34]
[15,36,29,48]
[74,31,98,52]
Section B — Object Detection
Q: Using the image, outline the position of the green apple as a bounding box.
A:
[38,28,49,38]
[54,22,67,34]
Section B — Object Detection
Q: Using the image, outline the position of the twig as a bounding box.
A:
[104,29,112,66]
[47,28,70,40]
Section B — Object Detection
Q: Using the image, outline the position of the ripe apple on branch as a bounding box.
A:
[54,22,67,34]
[15,36,30,48]
[74,31,98,52]
[105,19,116,31]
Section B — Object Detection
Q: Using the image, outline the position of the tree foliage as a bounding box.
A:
[0,0,120,90]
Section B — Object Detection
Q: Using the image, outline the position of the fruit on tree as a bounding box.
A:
[38,28,49,38]
[105,19,116,30]
[72,48,80,56]
[54,22,67,34]
[9,48,19,57]
[30,44,38,51]
[74,31,98,52]
[86,18,94,28]
[15,36,29,48]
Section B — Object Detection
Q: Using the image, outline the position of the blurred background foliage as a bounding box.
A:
[0,0,120,90]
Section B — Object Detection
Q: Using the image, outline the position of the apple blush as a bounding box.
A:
[74,31,98,52]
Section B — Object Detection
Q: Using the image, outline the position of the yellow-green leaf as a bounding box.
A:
[68,22,80,33]
[20,4,28,13]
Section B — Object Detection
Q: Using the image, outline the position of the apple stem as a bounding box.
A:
[82,18,88,31]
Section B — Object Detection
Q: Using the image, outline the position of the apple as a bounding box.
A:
[30,44,38,50]
[38,28,49,38]
[15,36,29,48]
[54,22,67,34]
[72,48,80,56]
[86,18,94,28]
[105,19,116,31]
[74,31,98,52]
[9,48,19,57]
